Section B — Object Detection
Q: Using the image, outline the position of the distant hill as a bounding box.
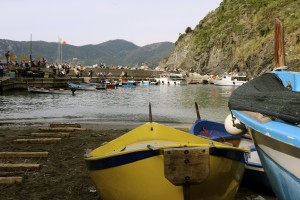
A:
[0,39,174,68]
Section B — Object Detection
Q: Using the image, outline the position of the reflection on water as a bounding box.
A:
[0,84,235,125]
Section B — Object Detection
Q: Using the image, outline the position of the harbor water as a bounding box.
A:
[0,84,276,199]
[0,84,233,126]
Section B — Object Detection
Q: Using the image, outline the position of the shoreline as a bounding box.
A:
[0,121,276,200]
[0,120,193,131]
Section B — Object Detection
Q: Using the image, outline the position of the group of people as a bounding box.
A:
[49,63,71,77]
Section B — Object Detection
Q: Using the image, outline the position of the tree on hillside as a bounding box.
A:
[185,27,192,34]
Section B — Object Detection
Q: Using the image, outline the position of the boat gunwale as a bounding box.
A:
[85,145,248,171]
[232,110,300,148]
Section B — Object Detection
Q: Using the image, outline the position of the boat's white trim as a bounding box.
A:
[258,143,300,179]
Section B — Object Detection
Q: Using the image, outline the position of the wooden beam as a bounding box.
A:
[39,127,86,132]
[0,177,23,184]
[0,152,49,158]
[31,132,70,137]
[0,172,23,176]
[0,164,40,170]
[50,123,81,128]
[13,138,61,144]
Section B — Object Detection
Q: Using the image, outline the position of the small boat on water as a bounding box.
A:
[84,105,248,200]
[67,82,97,90]
[119,79,137,88]
[28,86,76,95]
[157,72,187,85]
[95,82,106,90]
[210,73,248,86]
[228,19,300,200]
[96,80,118,90]
[139,80,151,86]
[189,105,272,192]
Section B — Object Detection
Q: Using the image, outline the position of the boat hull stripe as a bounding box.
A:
[251,129,300,159]
[86,148,247,171]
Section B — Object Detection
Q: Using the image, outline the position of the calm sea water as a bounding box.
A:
[0,84,235,126]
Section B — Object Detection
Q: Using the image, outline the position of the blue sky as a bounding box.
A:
[1,0,222,46]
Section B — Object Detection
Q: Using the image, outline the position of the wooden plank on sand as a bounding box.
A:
[0,177,23,184]
[0,152,49,158]
[13,138,61,144]
[39,127,86,132]
[50,123,81,128]
[31,132,70,137]
[0,164,40,170]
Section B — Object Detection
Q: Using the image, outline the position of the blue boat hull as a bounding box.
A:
[256,144,300,199]
[232,110,300,200]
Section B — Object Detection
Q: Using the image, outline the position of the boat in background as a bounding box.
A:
[119,79,137,88]
[84,104,248,200]
[228,19,300,200]
[210,72,248,86]
[139,78,159,86]
[28,86,76,95]
[95,82,106,90]
[190,103,272,192]
[67,82,97,90]
[157,72,187,85]
[95,80,117,90]
[139,80,151,86]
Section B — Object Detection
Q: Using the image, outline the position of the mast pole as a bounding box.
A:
[30,34,32,56]
[60,40,62,65]
[274,18,285,69]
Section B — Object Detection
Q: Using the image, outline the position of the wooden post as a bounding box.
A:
[149,102,153,123]
[195,102,201,120]
[274,18,285,69]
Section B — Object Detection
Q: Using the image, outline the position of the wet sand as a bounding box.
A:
[0,122,276,200]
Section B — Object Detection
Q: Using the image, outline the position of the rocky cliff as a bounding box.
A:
[160,0,300,78]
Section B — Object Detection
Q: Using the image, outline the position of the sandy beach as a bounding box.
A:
[0,122,276,200]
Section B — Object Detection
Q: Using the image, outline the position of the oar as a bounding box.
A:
[149,102,152,123]
[194,102,201,120]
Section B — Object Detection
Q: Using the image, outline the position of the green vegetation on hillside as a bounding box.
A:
[168,0,300,76]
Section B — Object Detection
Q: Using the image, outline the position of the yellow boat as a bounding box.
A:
[84,122,248,200]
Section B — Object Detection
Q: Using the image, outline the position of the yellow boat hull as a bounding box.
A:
[85,122,247,200]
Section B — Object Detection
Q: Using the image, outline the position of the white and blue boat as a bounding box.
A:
[67,82,97,90]
[228,19,300,200]
[120,79,137,88]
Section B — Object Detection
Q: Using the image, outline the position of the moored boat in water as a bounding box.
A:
[28,86,76,95]
[84,120,248,200]
[67,82,97,90]
[158,72,187,85]
[210,73,248,86]
[95,80,118,90]
[119,79,137,88]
